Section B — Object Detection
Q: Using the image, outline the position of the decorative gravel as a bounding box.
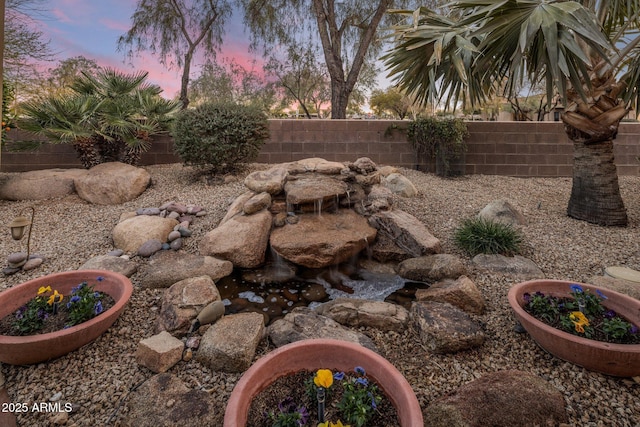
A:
[0,163,639,426]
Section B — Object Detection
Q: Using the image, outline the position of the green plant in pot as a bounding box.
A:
[406,117,468,177]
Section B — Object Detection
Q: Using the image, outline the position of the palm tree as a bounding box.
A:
[385,1,640,226]
[18,68,180,168]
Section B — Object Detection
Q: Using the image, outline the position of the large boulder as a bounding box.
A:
[478,199,526,226]
[398,254,466,282]
[382,172,418,197]
[0,168,86,200]
[411,301,485,354]
[155,276,221,336]
[369,210,441,259]
[79,255,138,277]
[196,312,265,373]
[270,209,377,268]
[424,370,568,426]
[315,298,409,333]
[112,215,179,253]
[122,373,219,426]
[268,307,377,351]
[199,209,272,269]
[415,276,485,314]
[74,162,151,204]
[140,251,233,289]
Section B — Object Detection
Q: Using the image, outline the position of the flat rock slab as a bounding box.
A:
[270,209,377,268]
[140,251,233,289]
[604,266,640,284]
[411,301,485,354]
[424,370,568,426]
[244,166,288,194]
[315,298,409,333]
[472,254,544,279]
[78,255,138,277]
[0,168,86,200]
[286,158,345,175]
[268,307,378,352]
[284,175,348,206]
[123,373,219,426]
[398,254,466,282]
[74,162,151,205]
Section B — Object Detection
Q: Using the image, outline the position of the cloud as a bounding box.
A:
[99,18,130,32]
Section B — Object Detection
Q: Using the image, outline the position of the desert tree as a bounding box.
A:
[118,0,232,109]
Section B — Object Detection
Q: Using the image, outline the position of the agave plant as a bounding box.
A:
[385,0,640,226]
[18,68,180,168]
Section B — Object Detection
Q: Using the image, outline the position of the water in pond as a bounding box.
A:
[217,251,429,325]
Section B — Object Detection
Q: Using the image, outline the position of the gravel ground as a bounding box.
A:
[1,163,639,426]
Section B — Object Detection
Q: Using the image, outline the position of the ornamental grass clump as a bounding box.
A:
[454,217,523,256]
[523,284,639,344]
[1,277,111,336]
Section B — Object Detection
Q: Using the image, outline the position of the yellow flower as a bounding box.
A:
[569,311,589,333]
[314,369,334,389]
[37,286,52,295]
[318,422,349,427]
[47,290,63,305]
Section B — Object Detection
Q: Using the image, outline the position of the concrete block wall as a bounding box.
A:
[1,120,638,176]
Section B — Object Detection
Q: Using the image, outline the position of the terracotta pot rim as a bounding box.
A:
[508,279,640,351]
[0,270,132,345]
[224,338,424,426]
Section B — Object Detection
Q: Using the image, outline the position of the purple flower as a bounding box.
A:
[333,371,345,381]
[570,284,583,293]
[355,366,366,376]
[368,391,377,409]
[595,289,608,300]
[70,295,81,303]
[297,405,309,425]
[631,325,639,335]
[523,293,531,303]
[356,377,369,387]
[97,276,104,282]
[94,292,101,298]
[605,310,616,319]
[277,396,295,413]
[94,301,103,315]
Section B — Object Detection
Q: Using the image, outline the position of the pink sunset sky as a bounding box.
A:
[40,0,264,99]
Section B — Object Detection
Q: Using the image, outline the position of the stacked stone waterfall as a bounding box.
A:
[199,157,440,270]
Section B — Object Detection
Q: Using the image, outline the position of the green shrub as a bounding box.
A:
[453,217,523,256]
[172,102,269,174]
[407,117,468,177]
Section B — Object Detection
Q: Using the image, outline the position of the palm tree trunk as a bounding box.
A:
[566,139,627,226]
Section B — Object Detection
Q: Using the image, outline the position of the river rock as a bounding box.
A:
[382,173,418,197]
[79,255,138,277]
[415,276,485,314]
[478,199,526,226]
[398,254,466,282]
[138,239,164,257]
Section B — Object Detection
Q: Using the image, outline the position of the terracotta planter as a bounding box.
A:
[508,279,640,377]
[224,338,423,426]
[0,270,133,365]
